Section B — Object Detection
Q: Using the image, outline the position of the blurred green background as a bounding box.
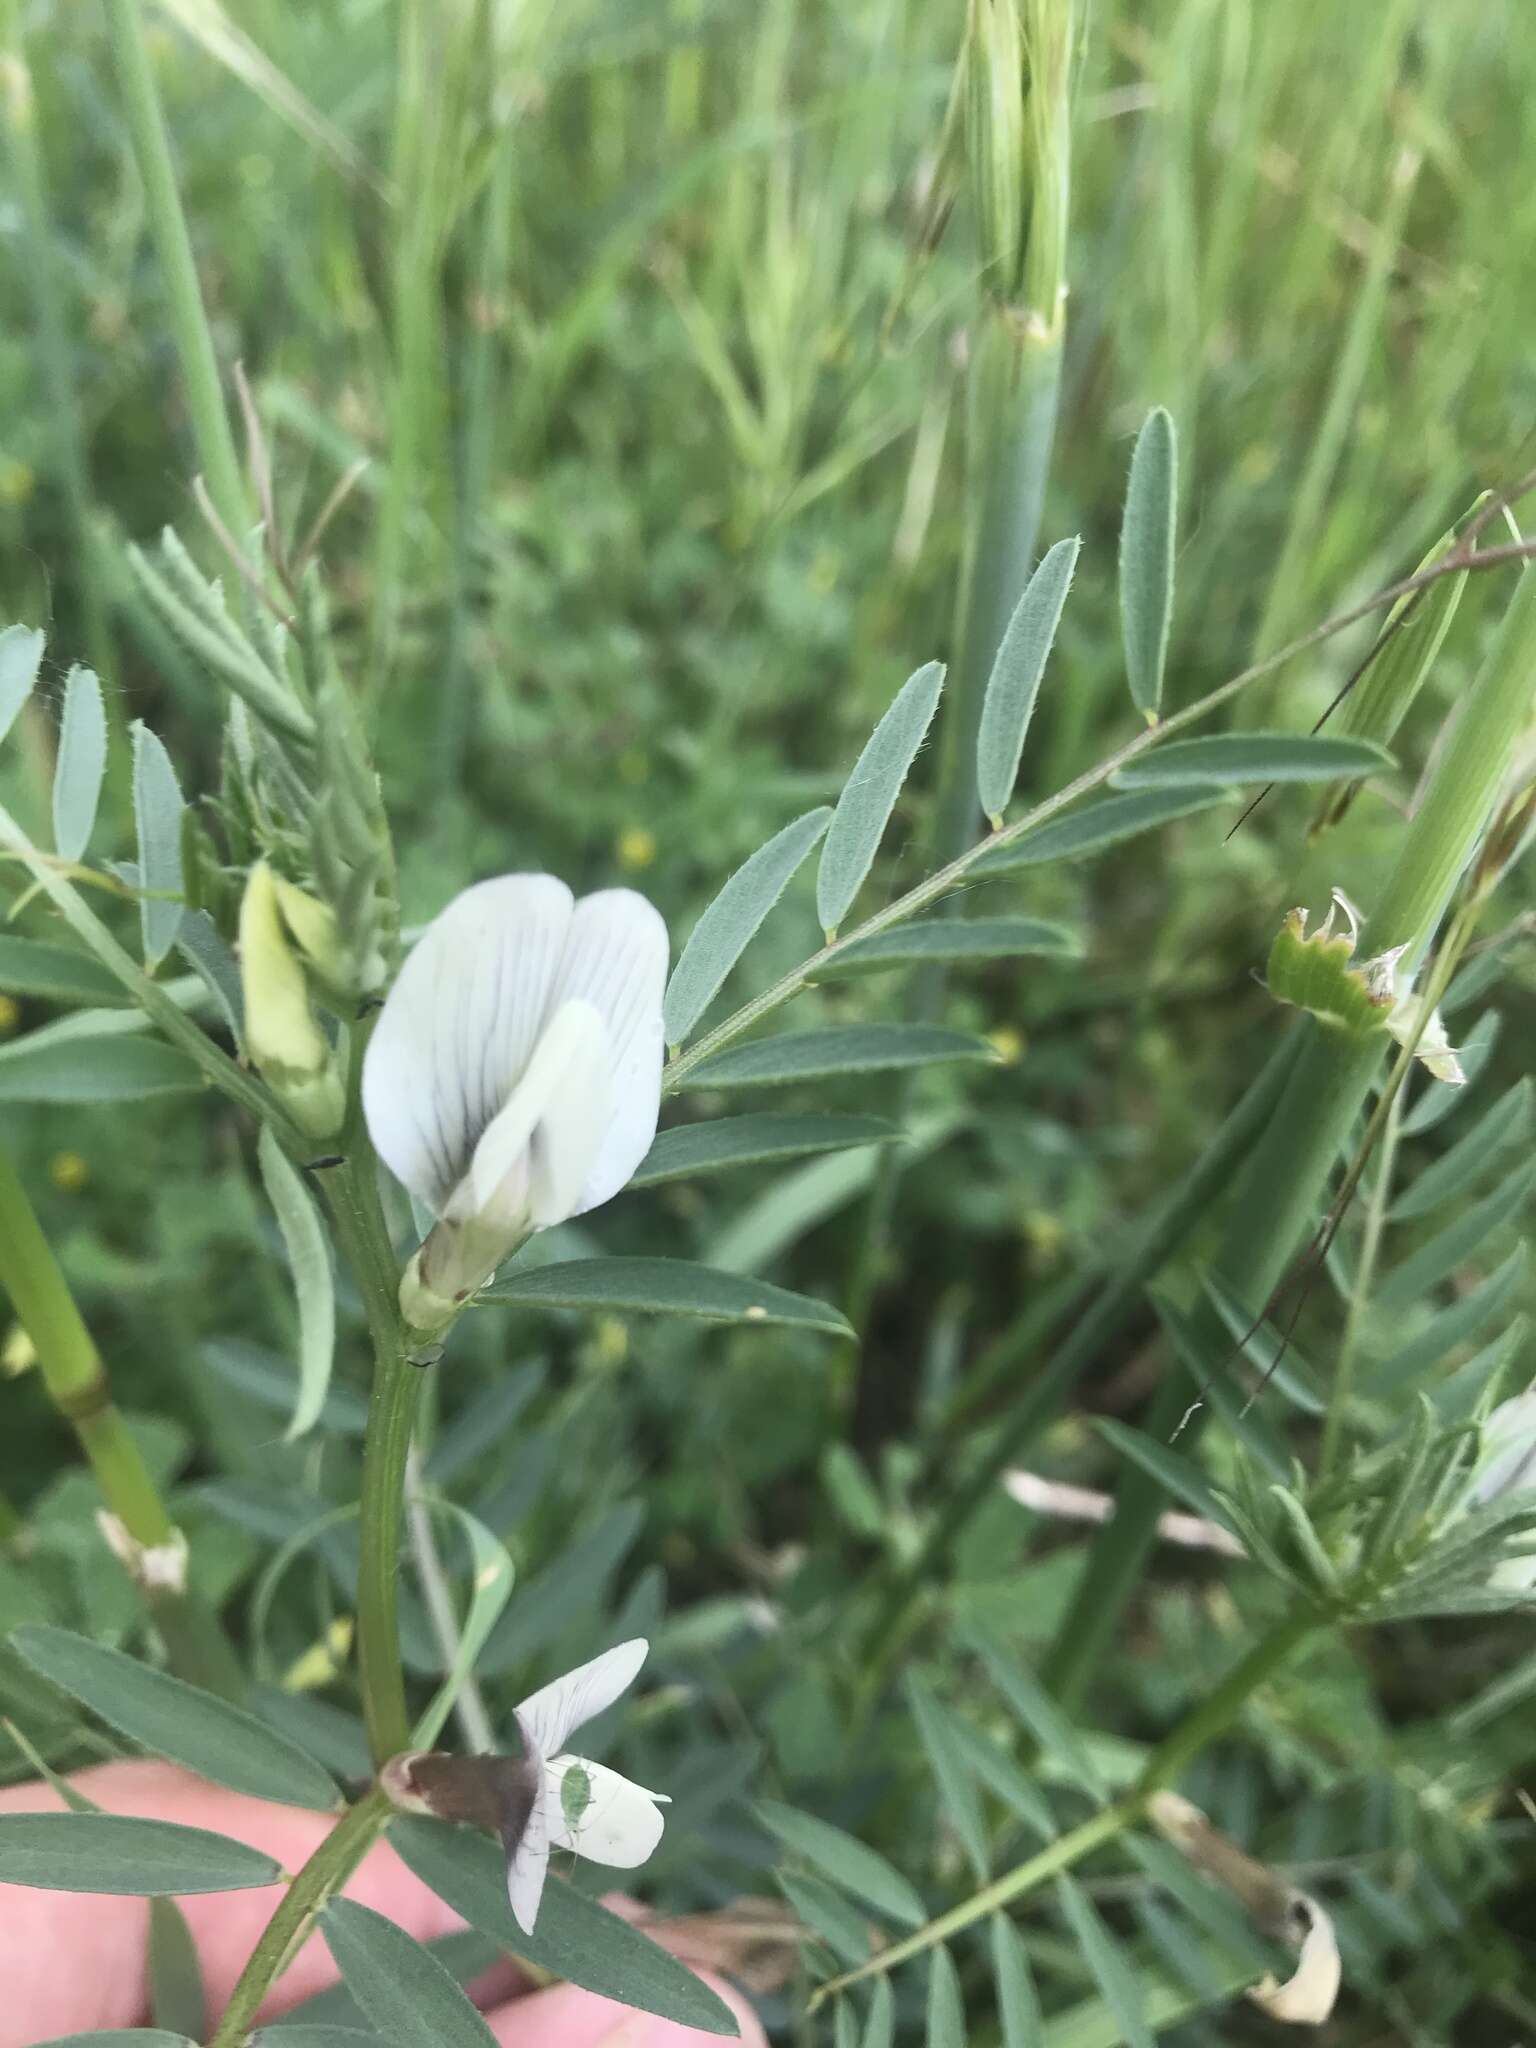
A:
[2,2,1534,2040]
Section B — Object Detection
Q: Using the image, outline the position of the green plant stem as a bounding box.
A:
[0,1141,177,1553]
[0,798,301,1140]
[323,1105,418,1765]
[1135,1604,1323,1793]
[860,1028,1301,1676]
[811,1799,1132,2003]
[208,1785,391,2048]
[0,15,118,690]
[103,0,247,540]
[1042,559,1536,1714]
[0,1139,242,1695]
[1321,1068,1402,1478]
[931,317,1063,870]
[818,1601,1320,2003]
[659,536,1536,1099]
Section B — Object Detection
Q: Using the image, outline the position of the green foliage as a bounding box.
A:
[1,3,1533,2043]
[0,1813,282,1892]
[1118,410,1178,721]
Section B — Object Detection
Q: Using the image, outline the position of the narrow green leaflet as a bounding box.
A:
[974,787,1230,873]
[1119,408,1178,719]
[926,1945,965,2048]
[0,1012,201,1102]
[862,1978,895,2048]
[816,659,944,934]
[10,1624,339,1809]
[1055,1875,1152,2048]
[321,1898,498,2048]
[410,1505,514,1749]
[148,1896,207,2041]
[272,1934,503,2036]
[33,2036,196,2047]
[963,1626,1105,1798]
[131,722,187,966]
[1112,733,1393,790]
[904,1672,990,1880]
[0,1812,283,1892]
[1313,526,1466,833]
[176,909,245,1044]
[0,623,44,744]
[52,667,108,861]
[201,1337,369,1435]
[757,1798,926,1927]
[1371,1244,1528,1391]
[663,806,831,1043]
[779,1869,871,1967]
[425,1364,547,1483]
[976,536,1081,823]
[821,917,1081,974]
[1391,1077,1533,1220]
[1376,1157,1534,1310]
[633,1112,900,1186]
[1093,1421,1243,1541]
[685,1024,996,1090]
[484,1256,852,1338]
[257,1127,337,1442]
[390,1815,740,2033]
[991,1914,1044,2046]
[253,2031,387,2047]
[0,936,124,1004]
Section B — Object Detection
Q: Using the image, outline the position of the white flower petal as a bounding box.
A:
[544,1755,669,1867]
[363,876,574,1214]
[547,890,668,1216]
[1472,1388,1536,1506]
[1248,1894,1341,2027]
[467,999,613,1227]
[515,1638,649,1759]
[505,1770,551,1937]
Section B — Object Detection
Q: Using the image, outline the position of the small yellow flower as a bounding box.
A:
[2,1323,37,1378]
[283,1615,354,1691]
[616,826,657,872]
[987,1025,1026,1066]
[0,458,34,507]
[593,1315,629,1368]
[808,547,841,593]
[1023,1210,1064,1262]
[1238,443,1277,486]
[0,993,20,1036]
[49,1151,90,1193]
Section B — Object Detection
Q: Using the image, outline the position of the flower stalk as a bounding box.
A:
[103,0,247,542]
[0,1140,242,1697]
[815,1602,1322,2005]
[1042,561,1536,1713]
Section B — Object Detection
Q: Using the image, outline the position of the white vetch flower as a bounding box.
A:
[1469,1386,1536,1594]
[362,876,668,1329]
[379,1638,669,1939]
[509,1638,670,1936]
[1249,1894,1342,2027]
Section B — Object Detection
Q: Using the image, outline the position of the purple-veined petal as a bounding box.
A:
[363,876,574,1213]
[514,1638,649,1759]
[547,891,668,1216]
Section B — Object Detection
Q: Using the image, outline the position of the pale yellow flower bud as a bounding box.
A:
[239,863,344,1138]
